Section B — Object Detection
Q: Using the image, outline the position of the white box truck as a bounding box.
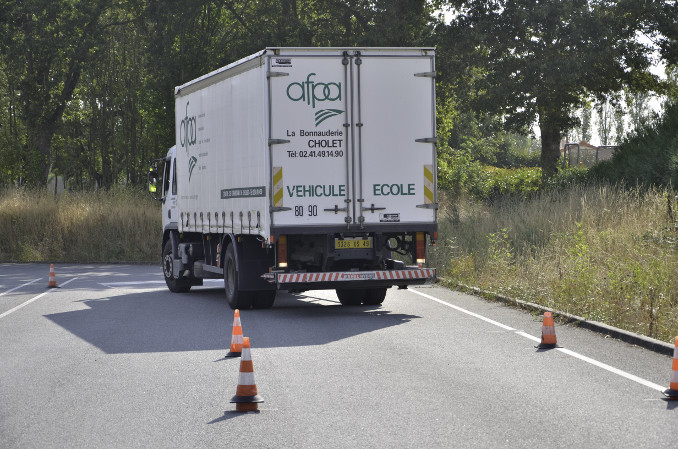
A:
[148,47,437,309]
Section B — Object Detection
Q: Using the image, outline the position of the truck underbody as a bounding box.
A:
[160,226,435,309]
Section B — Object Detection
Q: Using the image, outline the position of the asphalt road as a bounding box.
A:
[1,263,676,448]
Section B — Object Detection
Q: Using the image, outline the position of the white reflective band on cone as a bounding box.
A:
[238,372,256,385]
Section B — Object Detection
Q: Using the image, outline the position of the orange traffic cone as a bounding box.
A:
[230,337,264,412]
[225,309,244,358]
[663,337,678,399]
[47,264,58,288]
[537,311,560,349]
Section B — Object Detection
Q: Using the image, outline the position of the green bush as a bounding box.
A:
[437,148,487,196]
[471,166,542,200]
[591,101,678,186]
[438,158,595,202]
[544,166,592,190]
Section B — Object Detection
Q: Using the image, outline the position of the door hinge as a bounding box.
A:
[414,71,436,78]
[362,204,386,213]
[267,71,289,78]
[268,138,291,145]
[415,137,438,144]
[324,205,348,214]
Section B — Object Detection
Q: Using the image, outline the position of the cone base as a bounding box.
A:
[663,388,678,399]
[231,394,264,404]
[225,351,241,358]
[536,343,561,349]
[235,402,259,412]
[47,285,60,289]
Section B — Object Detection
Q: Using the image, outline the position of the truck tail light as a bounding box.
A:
[415,232,426,266]
[277,235,288,268]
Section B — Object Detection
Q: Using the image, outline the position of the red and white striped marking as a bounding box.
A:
[228,309,244,354]
[236,338,257,395]
[276,269,435,284]
[669,337,678,392]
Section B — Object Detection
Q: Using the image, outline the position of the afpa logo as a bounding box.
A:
[179,102,198,181]
[286,73,343,126]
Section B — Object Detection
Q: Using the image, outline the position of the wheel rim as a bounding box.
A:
[163,253,173,279]
[226,260,235,297]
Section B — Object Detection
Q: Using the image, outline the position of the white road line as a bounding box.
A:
[515,330,541,343]
[100,281,166,287]
[556,347,665,392]
[0,278,41,297]
[409,288,515,331]
[0,277,78,320]
[409,288,666,393]
[99,279,222,288]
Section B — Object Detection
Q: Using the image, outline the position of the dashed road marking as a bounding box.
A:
[409,288,666,393]
[0,278,41,298]
[0,277,78,319]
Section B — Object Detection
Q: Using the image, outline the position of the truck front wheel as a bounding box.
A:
[252,290,276,309]
[224,243,253,309]
[162,240,191,293]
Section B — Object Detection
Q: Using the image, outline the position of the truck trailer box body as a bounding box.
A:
[151,47,437,309]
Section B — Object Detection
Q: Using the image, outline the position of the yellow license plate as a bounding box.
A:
[335,238,372,249]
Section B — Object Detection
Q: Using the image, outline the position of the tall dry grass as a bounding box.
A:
[431,184,678,343]
[0,187,161,263]
[3,184,676,341]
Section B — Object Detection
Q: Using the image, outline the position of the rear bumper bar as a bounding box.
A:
[262,268,436,290]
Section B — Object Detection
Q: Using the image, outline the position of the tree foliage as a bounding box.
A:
[444,0,663,178]
[591,100,678,187]
[0,0,675,188]
[0,0,441,188]
[0,0,111,185]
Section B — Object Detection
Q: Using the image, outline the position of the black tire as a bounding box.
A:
[336,289,366,306]
[363,288,387,305]
[224,243,252,309]
[162,240,191,293]
[252,290,276,309]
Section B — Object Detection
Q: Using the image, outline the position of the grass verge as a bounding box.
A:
[430,184,678,343]
[0,187,160,263]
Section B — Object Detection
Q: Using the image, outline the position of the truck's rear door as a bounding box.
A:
[267,51,351,230]
[266,48,436,232]
[353,52,437,228]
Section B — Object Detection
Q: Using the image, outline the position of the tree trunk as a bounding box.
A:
[37,125,54,185]
[539,118,561,181]
[24,119,56,186]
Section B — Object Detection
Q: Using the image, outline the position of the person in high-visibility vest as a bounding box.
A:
[148,170,158,193]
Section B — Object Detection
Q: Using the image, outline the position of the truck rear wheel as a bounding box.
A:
[336,289,366,306]
[162,240,191,293]
[224,243,252,309]
[336,288,386,306]
[363,288,387,305]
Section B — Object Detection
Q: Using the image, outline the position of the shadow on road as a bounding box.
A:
[44,287,419,354]
[207,410,260,423]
